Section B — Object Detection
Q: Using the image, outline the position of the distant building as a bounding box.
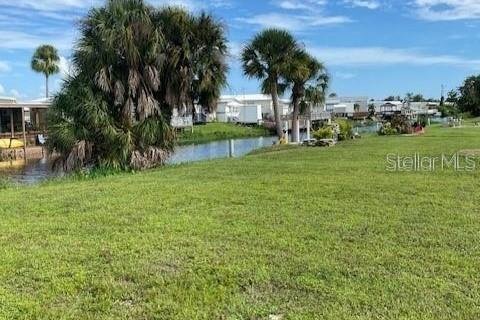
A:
[215,94,291,123]
[0,97,51,136]
[371,100,441,120]
[325,96,370,118]
[408,102,440,116]
[0,96,51,152]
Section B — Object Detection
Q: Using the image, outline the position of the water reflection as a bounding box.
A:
[0,136,278,184]
[168,136,277,164]
[0,157,59,185]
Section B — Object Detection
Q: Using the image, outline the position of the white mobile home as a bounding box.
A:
[216,100,242,122]
[238,105,263,124]
[217,94,290,121]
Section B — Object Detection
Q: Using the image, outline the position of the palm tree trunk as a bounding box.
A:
[271,81,283,138]
[292,96,300,143]
[45,74,49,99]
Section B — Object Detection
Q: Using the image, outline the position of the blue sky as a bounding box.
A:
[1,0,480,100]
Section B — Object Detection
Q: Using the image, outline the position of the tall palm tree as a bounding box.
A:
[153,8,228,120]
[31,45,60,98]
[48,0,228,171]
[191,12,228,116]
[241,29,298,137]
[285,49,327,142]
[49,0,173,170]
[152,7,195,118]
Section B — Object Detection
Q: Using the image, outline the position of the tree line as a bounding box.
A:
[383,80,480,118]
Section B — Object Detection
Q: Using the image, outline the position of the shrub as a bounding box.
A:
[378,122,398,136]
[337,119,353,141]
[390,115,412,134]
[313,127,334,140]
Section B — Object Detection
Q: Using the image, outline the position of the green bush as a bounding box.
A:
[313,127,334,140]
[390,115,412,134]
[337,119,353,141]
[378,123,399,136]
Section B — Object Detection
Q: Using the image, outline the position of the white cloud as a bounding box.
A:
[0,61,11,73]
[0,30,74,50]
[237,13,352,31]
[9,89,22,98]
[0,85,22,99]
[238,0,351,31]
[208,0,233,8]
[413,0,480,21]
[0,0,106,12]
[344,0,380,10]
[275,0,327,10]
[0,0,230,11]
[150,0,197,9]
[335,72,357,79]
[228,41,242,59]
[311,46,480,67]
[58,56,74,78]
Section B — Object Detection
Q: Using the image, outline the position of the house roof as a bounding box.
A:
[221,94,291,105]
[382,101,403,106]
[0,97,51,109]
[0,96,16,103]
[226,101,244,107]
[221,94,272,101]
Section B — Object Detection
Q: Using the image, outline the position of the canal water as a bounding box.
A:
[0,136,278,184]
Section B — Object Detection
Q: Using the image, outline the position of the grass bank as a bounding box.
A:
[1,126,480,319]
[177,122,270,145]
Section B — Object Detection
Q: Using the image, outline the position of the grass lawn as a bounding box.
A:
[1,126,480,319]
[177,122,270,145]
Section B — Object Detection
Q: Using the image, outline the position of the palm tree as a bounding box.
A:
[191,12,228,117]
[31,44,60,98]
[152,7,195,118]
[152,8,228,121]
[285,49,327,142]
[304,82,328,110]
[241,29,298,137]
[49,0,173,170]
[47,0,228,171]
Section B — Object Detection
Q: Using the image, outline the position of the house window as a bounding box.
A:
[0,109,22,134]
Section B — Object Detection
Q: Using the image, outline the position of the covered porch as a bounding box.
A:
[0,100,50,160]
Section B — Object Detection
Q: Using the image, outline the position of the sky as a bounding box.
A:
[1,0,480,101]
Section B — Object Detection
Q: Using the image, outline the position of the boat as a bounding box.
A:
[0,138,24,149]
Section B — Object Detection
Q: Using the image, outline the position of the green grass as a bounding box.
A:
[464,116,480,124]
[0,177,12,189]
[1,126,480,319]
[178,122,270,145]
